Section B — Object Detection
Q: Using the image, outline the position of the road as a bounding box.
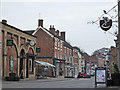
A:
[2,77,98,88]
[2,77,119,88]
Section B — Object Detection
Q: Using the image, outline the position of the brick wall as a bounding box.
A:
[35,28,54,57]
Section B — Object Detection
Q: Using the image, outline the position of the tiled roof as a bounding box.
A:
[24,26,73,49]
[1,22,37,38]
[24,30,35,35]
[63,41,73,49]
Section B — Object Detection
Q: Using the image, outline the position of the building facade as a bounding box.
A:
[25,19,65,77]
[1,20,37,79]
[73,47,79,77]
[63,42,73,77]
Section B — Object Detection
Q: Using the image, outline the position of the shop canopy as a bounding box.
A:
[35,60,55,67]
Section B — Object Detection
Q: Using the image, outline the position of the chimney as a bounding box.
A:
[49,25,55,34]
[61,32,65,41]
[38,19,43,27]
[56,30,59,36]
[2,20,7,24]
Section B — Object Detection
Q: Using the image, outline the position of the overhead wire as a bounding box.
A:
[89,4,118,24]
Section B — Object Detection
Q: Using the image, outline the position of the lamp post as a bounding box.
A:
[118,0,120,71]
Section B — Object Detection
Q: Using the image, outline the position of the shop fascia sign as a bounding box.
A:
[99,14,112,31]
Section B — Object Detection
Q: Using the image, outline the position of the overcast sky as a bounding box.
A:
[1,0,118,55]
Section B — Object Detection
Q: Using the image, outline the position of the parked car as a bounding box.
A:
[77,72,84,78]
[86,73,91,78]
[77,72,91,78]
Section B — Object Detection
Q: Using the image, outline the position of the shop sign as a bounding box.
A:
[36,48,40,53]
[100,14,112,31]
[7,40,13,46]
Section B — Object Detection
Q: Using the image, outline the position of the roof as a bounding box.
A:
[83,53,90,62]
[42,27,63,40]
[24,26,62,40]
[1,22,37,38]
[63,41,73,49]
[24,26,73,49]
[24,30,35,35]
[73,46,80,52]
[90,55,98,62]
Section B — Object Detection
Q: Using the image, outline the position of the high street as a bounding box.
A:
[2,77,96,88]
[2,77,119,88]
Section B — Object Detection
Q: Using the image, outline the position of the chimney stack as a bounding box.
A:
[61,32,65,41]
[38,19,43,27]
[56,30,59,36]
[49,25,55,34]
[2,20,7,24]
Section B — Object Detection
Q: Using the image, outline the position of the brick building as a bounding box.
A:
[108,47,117,73]
[73,47,79,77]
[25,19,65,77]
[1,20,37,79]
[63,41,73,77]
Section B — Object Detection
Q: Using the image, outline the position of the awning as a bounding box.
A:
[35,60,55,67]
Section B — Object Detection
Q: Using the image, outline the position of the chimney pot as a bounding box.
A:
[49,25,55,34]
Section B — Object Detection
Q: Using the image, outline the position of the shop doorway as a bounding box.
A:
[20,49,25,79]
[26,48,35,78]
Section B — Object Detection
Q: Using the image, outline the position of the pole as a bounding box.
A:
[118,0,120,71]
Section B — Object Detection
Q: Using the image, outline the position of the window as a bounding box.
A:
[64,47,66,53]
[60,51,62,59]
[29,59,32,72]
[61,42,62,48]
[67,56,69,62]
[55,39,57,46]
[58,40,60,47]
[70,50,71,55]
[58,50,59,59]
[64,55,66,59]
[67,48,69,54]
[55,49,57,58]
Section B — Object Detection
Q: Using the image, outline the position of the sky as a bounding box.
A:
[1,0,118,55]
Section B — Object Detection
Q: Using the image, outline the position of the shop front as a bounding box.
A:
[53,58,65,77]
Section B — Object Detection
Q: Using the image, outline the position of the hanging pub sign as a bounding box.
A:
[100,14,112,31]
[7,40,13,46]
